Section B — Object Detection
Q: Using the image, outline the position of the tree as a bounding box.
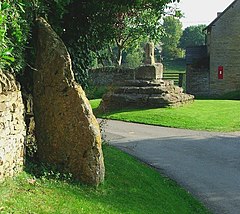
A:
[111,1,182,65]
[59,0,181,66]
[3,0,181,85]
[125,45,144,68]
[180,24,207,49]
[161,16,183,60]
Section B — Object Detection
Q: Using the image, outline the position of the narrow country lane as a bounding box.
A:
[102,119,240,214]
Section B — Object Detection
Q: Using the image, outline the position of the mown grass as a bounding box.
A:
[91,99,240,132]
[0,146,210,214]
[162,59,186,89]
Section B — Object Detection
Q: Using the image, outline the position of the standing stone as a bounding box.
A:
[144,42,155,65]
[33,18,104,185]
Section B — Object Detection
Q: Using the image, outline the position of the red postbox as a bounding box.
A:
[218,66,224,79]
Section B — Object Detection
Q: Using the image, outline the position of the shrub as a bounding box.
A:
[0,1,31,73]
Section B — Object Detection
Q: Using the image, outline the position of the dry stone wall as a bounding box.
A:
[89,67,135,87]
[186,66,210,96]
[0,70,26,182]
[89,64,163,87]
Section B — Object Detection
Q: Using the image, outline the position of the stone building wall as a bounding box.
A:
[208,0,240,95]
[186,66,210,96]
[0,70,26,182]
[185,46,210,96]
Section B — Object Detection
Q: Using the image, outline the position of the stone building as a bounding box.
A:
[186,0,240,96]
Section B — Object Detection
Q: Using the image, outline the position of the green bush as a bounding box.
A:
[0,1,31,73]
[125,50,143,68]
[86,85,108,99]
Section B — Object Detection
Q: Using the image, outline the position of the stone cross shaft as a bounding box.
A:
[144,42,155,65]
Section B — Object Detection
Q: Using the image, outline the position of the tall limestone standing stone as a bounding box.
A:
[33,18,104,185]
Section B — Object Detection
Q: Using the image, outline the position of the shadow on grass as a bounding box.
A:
[110,133,240,214]
[20,144,210,214]
[195,90,240,100]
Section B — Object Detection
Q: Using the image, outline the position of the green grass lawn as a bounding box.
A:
[91,99,240,132]
[162,59,186,89]
[0,146,210,214]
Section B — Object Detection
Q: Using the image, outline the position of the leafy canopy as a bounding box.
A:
[180,25,207,49]
[0,0,30,73]
[40,0,181,78]
[161,16,183,60]
[0,0,181,84]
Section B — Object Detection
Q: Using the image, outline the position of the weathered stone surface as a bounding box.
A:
[190,1,240,96]
[136,63,163,80]
[186,66,210,96]
[98,54,193,111]
[207,0,240,95]
[99,79,194,111]
[0,70,26,182]
[144,42,155,65]
[34,17,104,185]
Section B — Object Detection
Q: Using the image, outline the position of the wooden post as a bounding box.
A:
[179,73,183,87]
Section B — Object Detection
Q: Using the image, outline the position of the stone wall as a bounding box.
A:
[89,67,135,86]
[186,66,210,96]
[185,46,210,96]
[0,70,26,182]
[208,0,240,95]
[89,64,163,87]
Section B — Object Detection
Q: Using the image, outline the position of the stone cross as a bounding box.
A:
[144,42,155,65]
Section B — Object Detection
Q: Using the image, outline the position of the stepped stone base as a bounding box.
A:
[99,79,194,111]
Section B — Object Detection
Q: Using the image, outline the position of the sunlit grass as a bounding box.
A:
[0,146,210,214]
[91,99,240,132]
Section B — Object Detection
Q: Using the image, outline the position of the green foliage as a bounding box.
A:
[125,47,144,68]
[0,1,31,73]
[58,0,182,71]
[0,146,210,214]
[112,1,182,65]
[91,99,240,132]
[85,85,108,100]
[26,162,73,182]
[180,25,207,49]
[161,16,183,60]
[0,0,181,85]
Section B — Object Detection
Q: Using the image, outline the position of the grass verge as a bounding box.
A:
[0,146,210,214]
[91,99,240,132]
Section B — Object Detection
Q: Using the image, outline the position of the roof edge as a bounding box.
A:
[203,0,238,31]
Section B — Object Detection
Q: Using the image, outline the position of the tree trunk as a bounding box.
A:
[117,47,123,66]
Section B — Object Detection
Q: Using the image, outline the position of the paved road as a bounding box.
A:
[101,119,240,214]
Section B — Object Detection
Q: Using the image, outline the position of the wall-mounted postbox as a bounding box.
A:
[218,66,224,79]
